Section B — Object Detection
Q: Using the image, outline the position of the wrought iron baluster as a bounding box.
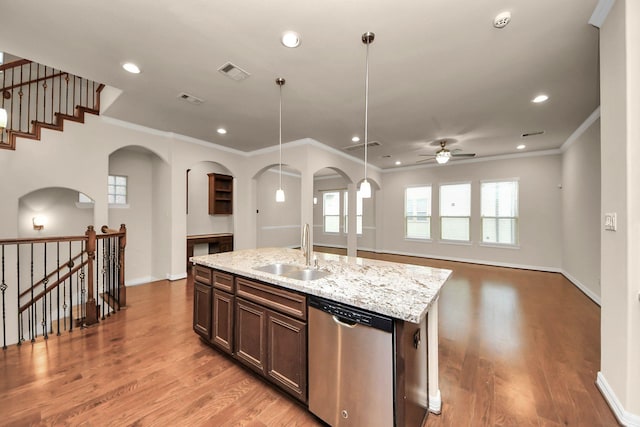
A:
[18,65,23,133]
[101,239,106,320]
[1,245,7,350]
[29,243,35,342]
[42,243,48,339]
[79,242,85,327]
[17,243,22,344]
[41,66,46,124]
[67,241,72,332]
[1,69,5,144]
[56,242,60,336]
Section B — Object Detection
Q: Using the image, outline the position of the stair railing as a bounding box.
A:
[0,224,127,349]
[0,59,104,150]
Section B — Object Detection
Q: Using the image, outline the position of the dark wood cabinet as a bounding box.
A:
[212,289,234,354]
[235,298,268,375]
[267,310,307,402]
[186,234,233,270]
[208,173,233,215]
[193,282,212,339]
[194,268,308,403]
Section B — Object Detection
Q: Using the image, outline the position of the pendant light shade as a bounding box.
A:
[359,31,375,199]
[275,77,286,203]
[0,107,7,129]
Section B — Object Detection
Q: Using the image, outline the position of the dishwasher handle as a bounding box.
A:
[333,315,357,328]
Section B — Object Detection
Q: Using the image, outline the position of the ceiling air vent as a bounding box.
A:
[343,141,382,152]
[521,130,545,138]
[178,92,205,105]
[218,62,251,81]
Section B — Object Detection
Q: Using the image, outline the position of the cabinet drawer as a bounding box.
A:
[193,265,212,286]
[213,270,234,292]
[236,278,306,321]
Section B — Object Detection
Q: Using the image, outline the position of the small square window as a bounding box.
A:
[108,175,128,205]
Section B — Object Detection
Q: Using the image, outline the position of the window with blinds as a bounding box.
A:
[405,186,431,239]
[323,191,341,233]
[440,183,471,241]
[481,180,519,245]
[344,191,363,235]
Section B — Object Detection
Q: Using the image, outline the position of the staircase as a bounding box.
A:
[0,58,104,150]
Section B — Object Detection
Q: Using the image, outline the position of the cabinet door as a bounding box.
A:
[212,290,234,354]
[235,298,267,375]
[267,310,307,402]
[193,282,212,339]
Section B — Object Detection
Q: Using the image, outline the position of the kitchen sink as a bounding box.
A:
[254,263,300,275]
[282,268,330,281]
[253,263,330,281]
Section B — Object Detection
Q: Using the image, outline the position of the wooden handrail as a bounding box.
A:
[18,252,84,299]
[0,235,86,245]
[18,259,89,313]
[0,59,31,73]
[2,72,68,92]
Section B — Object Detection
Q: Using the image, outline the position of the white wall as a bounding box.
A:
[18,188,93,238]
[598,0,640,422]
[256,169,301,248]
[561,119,601,302]
[108,147,154,284]
[187,162,234,236]
[378,154,563,270]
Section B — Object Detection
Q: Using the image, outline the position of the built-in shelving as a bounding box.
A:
[208,173,233,215]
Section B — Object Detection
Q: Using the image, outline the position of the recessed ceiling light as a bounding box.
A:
[395,161,402,165]
[532,94,549,103]
[122,63,141,74]
[281,31,301,48]
[517,144,526,150]
[217,128,227,135]
[352,136,360,142]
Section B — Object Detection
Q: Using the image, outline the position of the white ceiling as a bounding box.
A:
[0,0,599,169]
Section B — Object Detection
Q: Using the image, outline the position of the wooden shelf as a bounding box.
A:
[208,173,233,215]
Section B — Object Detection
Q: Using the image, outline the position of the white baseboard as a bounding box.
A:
[166,272,187,281]
[560,270,601,306]
[429,389,442,414]
[125,276,160,287]
[596,372,640,426]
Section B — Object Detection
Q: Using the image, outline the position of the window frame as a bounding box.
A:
[439,181,472,243]
[108,174,129,207]
[480,179,519,247]
[404,185,432,241]
[322,190,341,234]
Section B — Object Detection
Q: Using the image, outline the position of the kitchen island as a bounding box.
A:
[191,247,451,426]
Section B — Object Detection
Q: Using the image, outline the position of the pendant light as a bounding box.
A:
[359,32,374,199]
[275,77,286,203]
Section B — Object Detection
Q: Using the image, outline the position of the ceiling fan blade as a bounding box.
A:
[418,154,436,157]
[416,158,433,164]
[451,153,476,157]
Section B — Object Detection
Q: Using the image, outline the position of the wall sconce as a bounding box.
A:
[313,196,318,205]
[32,215,46,230]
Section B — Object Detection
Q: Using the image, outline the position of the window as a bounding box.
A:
[108,175,128,205]
[440,183,471,241]
[405,186,431,239]
[323,191,340,233]
[78,192,93,203]
[481,180,518,245]
[344,191,363,235]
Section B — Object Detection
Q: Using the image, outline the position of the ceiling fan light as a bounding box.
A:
[275,188,285,203]
[359,179,372,198]
[435,150,450,164]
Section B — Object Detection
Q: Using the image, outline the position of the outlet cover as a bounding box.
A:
[604,213,617,231]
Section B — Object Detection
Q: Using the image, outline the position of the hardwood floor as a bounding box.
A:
[0,253,618,426]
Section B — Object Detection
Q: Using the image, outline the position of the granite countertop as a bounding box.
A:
[191,247,451,323]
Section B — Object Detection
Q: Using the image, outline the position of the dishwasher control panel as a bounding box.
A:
[309,296,393,332]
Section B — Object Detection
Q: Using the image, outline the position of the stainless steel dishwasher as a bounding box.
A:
[308,296,395,427]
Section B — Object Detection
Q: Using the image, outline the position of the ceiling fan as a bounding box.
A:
[417,140,476,164]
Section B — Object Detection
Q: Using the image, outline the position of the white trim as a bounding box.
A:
[404,237,433,243]
[561,107,601,152]
[561,270,601,306]
[108,203,130,209]
[479,243,520,250]
[125,276,161,287]
[382,149,562,173]
[314,173,343,181]
[260,225,300,230]
[438,239,473,246]
[596,372,640,426]
[428,381,442,415]
[75,202,94,209]
[166,272,187,281]
[264,168,301,178]
[589,0,616,28]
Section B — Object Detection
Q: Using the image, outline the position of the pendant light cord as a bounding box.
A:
[364,39,370,182]
[279,83,282,190]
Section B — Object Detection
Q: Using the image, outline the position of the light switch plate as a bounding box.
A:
[604,213,617,231]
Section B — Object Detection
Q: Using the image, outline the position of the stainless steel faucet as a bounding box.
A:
[301,223,312,268]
